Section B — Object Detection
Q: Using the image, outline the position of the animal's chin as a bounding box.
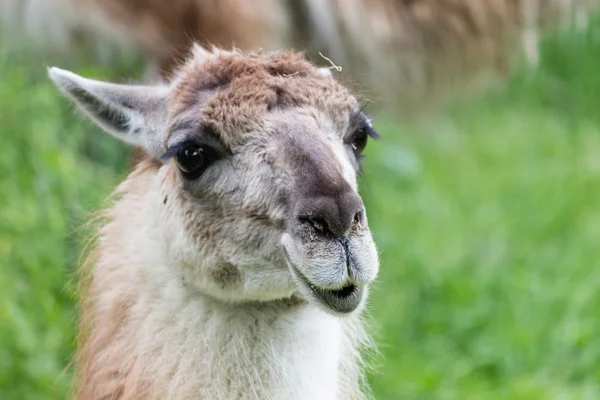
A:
[289,263,365,315]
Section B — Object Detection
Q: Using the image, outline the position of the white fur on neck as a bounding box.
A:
[84,163,370,400]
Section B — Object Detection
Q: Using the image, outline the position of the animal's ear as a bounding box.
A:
[48,67,169,157]
[317,68,333,77]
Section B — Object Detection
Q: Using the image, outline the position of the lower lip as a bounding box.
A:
[292,265,364,314]
[313,284,364,314]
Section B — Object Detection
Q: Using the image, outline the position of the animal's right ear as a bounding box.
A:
[48,67,169,157]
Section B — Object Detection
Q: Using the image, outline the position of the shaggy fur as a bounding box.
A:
[321,0,597,102]
[3,0,597,102]
[50,47,380,400]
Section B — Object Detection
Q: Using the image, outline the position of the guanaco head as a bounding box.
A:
[49,45,379,315]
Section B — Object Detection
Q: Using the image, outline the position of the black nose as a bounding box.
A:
[296,189,365,238]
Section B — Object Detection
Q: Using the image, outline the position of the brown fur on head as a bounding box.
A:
[49,45,379,317]
[168,48,356,146]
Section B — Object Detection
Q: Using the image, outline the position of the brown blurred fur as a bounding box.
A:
[2,0,597,105]
[315,0,597,107]
[73,0,292,74]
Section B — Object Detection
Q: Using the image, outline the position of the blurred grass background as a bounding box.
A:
[2,12,600,400]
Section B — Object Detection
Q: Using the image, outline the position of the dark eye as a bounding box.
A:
[351,130,368,156]
[176,144,219,179]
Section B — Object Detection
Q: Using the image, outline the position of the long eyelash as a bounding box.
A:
[160,140,201,160]
[363,125,380,140]
[356,106,381,141]
[355,117,380,141]
[160,144,185,160]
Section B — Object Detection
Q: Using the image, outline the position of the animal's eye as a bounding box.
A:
[176,144,219,179]
[351,130,368,156]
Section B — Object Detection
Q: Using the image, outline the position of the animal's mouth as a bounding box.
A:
[281,232,375,315]
[290,263,365,314]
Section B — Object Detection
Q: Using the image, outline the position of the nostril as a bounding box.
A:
[299,216,328,234]
[309,217,327,233]
[296,193,363,238]
[353,210,363,227]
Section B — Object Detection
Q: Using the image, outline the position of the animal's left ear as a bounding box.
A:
[48,67,169,157]
[317,68,333,77]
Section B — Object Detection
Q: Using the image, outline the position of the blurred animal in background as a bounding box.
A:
[1,0,597,107]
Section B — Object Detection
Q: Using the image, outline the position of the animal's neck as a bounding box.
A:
[76,163,369,400]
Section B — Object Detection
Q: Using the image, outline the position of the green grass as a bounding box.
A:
[2,17,600,400]
[0,49,133,399]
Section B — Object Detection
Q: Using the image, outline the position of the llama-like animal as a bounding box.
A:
[48,44,380,400]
